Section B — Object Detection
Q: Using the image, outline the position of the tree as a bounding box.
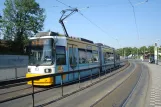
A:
[117,48,123,56]
[122,47,132,56]
[132,47,137,56]
[148,46,154,54]
[139,46,147,55]
[1,0,45,54]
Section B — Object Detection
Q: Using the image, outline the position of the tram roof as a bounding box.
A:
[35,31,94,44]
[34,31,114,49]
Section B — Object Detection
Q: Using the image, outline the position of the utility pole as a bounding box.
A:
[137,48,138,59]
[124,49,126,58]
[144,46,145,59]
[122,48,124,57]
[154,42,158,65]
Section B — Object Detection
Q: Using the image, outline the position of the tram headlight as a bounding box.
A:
[44,69,52,73]
[28,68,31,72]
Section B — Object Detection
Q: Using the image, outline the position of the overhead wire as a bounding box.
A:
[78,11,116,40]
[55,0,72,8]
[55,0,122,48]
[128,0,148,40]
[128,0,140,40]
[128,0,148,58]
[135,0,148,6]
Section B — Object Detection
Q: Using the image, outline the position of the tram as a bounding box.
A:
[26,31,120,86]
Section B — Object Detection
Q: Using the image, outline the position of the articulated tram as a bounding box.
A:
[26,31,120,86]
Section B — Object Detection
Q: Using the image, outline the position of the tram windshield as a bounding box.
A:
[28,38,54,66]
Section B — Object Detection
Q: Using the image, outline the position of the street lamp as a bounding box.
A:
[137,48,139,59]
[157,39,160,64]
[154,40,160,65]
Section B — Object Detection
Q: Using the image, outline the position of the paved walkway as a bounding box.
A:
[145,63,161,107]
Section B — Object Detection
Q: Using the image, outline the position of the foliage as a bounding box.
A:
[148,46,154,54]
[117,45,157,57]
[0,0,45,54]
[139,46,147,54]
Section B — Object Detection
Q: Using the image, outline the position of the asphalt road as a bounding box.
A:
[0,62,128,107]
[122,62,149,107]
[93,61,148,107]
[43,61,138,107]
[0,60,149,107]
[44,60,149,107]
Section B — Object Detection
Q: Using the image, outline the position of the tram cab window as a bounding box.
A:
[56,46,66,65]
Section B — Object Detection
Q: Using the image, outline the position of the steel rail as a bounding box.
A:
[0,61,127,107]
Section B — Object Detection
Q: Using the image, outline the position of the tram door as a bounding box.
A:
[68,44,78,81]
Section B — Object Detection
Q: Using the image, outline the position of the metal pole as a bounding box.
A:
[137,48,138,59]
[90,69,92,83]
[15,68,17,79]
[157,47,158,65]
[144,47,145,60]
[61,75,63,96]
[78,71,81,88]
[99,67,101,79]
[105,66,107,75]
[32,80,35,107]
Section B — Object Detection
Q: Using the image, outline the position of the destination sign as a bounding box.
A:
[31,39,52,46]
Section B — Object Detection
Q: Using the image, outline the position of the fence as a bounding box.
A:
[0,55,28,81]
[0,60,127,107]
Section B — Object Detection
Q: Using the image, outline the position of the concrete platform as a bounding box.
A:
[145,63,161,107]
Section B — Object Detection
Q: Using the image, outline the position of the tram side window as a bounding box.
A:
[106,52,111,62]
[69,47,77,68]
[56,46,66,65]
[110,53,114,61]
[103,52,107,63]
[116,54,120,61]
[92,50,99,62]
[87,50,93,63]
[79,49,87,64]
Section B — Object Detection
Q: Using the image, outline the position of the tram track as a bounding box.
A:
[42,61,136,107]
[90,61,148,107]
[0,62,128,107]
[35,61,133,107]
[91,64,141,107]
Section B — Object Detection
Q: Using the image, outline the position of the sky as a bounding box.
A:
[0,0,161,49]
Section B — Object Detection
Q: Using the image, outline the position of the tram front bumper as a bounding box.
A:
[26,73,54,86]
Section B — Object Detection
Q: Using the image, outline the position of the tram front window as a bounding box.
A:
[28,38,54,66]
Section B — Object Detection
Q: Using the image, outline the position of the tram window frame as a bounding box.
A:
[87,50,93,63]
[110,53,114,61]
[92,50,99,63]
[69,46,77,68]
[103,52,107,63]
[78,49,88,64]
[56,46,66,65]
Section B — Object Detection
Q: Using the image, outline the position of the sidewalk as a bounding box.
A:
[145,63,161,107]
